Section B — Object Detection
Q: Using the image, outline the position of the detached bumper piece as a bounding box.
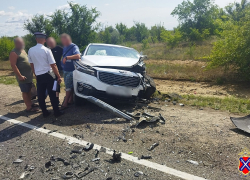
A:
[77,83,133,121]
[87,96,133,121]
[230,115,250,133]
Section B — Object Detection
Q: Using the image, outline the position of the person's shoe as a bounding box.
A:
[43,111,51,118]
[54,110,65,118]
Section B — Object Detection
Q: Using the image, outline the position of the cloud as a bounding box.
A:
[8,6,15,10]
[0,22,27,36]
[57,4,70,10]
[105,4,109,6]
[0,11,13,16]
[57,2,77,10]
[0,9,53,36]
[0,11,32,24]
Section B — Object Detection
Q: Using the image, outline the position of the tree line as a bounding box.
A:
[1,0,250,79]
[22,1,165,52]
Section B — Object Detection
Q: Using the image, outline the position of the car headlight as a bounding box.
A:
[75,62,96,76]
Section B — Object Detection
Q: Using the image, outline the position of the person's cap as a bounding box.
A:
[34,32,47,39]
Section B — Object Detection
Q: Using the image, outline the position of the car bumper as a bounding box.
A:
[73,70,144,102]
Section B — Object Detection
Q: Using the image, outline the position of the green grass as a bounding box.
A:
[182,95,250,114]
[0,75,65,88]
[0,75,18,85]
[153,91,250,114]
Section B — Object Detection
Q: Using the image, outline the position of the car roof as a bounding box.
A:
[88,43,134,50]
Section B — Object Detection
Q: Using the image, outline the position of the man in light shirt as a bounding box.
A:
[28,32,64,118]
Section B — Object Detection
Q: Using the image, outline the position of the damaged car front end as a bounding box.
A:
[73,43,156,105]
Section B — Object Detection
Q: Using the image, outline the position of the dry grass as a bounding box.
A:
[0,60,11,70]
[131,40,215,60]
[145,60,235,82]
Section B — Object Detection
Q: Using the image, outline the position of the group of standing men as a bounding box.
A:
[9,32,80,118]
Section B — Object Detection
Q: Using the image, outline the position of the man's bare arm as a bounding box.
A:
[67,54,81,60]
[62,54,80,64]
[50,64,62,84]
[9,52,26,81]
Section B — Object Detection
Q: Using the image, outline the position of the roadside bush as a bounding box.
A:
[185,44,196,59]
[141,39,150,50]
[161,29,182,48]
[23,34,36,52]
[0,37,15,60]
[208,10,250,80]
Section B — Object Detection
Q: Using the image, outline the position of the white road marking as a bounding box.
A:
[0,115,205,180]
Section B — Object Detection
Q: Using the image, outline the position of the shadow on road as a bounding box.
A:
[230,128,250,137]
[0,112,45,143]
[0,100,136,143]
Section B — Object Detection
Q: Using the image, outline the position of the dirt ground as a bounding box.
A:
[0,83,250,180]
[155,79,250,98]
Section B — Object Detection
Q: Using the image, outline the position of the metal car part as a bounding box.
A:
[86,95,133,121]
[230,115,250,133]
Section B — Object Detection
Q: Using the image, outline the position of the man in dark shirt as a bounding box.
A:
[46,37,63,103]
[46,37,63,72]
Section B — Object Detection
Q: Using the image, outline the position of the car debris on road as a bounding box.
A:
[139,155,152,160]
[134,171,143,177]
[148,143,159,151]
[84,143,94,151]
[62,172,74,179]
[13,159,23,163]
[112,150,122,162]
[71,146,84,154]
[187,160,199,166]
[230,115,250,133]
[19,172,29,179]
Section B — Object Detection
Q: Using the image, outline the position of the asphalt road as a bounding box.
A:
[0,83,249,180]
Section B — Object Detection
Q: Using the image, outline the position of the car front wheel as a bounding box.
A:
[74,93,85,106]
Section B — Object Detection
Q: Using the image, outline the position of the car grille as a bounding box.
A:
[98,71,140,87]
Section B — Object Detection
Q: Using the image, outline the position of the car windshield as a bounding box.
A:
[85,45,140,59]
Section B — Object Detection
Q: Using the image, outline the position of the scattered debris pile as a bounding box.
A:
[121,92,185,128]
[25,142,145,179]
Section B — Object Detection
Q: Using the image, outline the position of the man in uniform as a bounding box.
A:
[28,32,64,118]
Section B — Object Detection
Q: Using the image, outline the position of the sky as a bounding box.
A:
[0,0,241,37]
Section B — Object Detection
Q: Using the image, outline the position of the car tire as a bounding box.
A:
[143,74,156,99]
[74,93,85,106]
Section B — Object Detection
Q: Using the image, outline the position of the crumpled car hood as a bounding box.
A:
[81,55,139,67]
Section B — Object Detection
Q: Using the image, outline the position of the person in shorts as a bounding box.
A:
[60,33,80,110]
[9,37,39,112]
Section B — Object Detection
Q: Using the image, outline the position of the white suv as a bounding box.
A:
[73,43,156,105]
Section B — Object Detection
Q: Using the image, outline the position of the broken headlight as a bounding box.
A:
[74,62,96,76]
